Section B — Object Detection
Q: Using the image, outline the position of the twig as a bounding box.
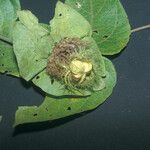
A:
[0,34,13,45]
[131,24,150,33]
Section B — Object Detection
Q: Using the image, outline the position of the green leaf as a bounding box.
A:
[13,11,54,81]
[32,37,106,97]
[0,41,19,76]
[0,0,20,76]
[32,70,92,96]
[0,0,20,39]
[32,72,106,97]
[31,2,106,97]
[50,1,92,42]
[14,57,116,126]
[65,0,131,55]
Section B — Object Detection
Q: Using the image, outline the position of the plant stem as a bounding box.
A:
[131,24,150,33]
[0,34,13,45]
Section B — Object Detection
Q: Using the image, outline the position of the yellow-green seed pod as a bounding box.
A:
[70,59,92,75]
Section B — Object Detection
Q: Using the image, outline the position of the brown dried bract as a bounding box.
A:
[47,38,86,79]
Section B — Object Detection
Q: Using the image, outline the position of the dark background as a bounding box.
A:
[0,0,150,150]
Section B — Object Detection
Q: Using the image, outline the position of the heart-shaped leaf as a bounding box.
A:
[32,37,106,96]
[32,70,92,96]
[14,57,116,126]
[0,0,20,39]
[0,0,20,76]
[31,2,106,97]
[13,11,54,81]
[50,1,92,42]
[65,0,131,55]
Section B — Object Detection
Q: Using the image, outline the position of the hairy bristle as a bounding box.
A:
[47,38,86,79]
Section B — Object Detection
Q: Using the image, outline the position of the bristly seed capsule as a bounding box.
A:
[69,59,92,83]
[47,37,99,90]
[47,38,87,76]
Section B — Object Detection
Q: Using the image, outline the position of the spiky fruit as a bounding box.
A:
[47,37,106,92]
[47,38,87,79]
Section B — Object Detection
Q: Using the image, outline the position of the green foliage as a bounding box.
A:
[0,0,20,39]
[0,0,20,76]
[14,3,107,96]
[0,41,19,76]
[0,0,131,126]
[32,37,106,96]
[13,11,53,81]
[14,57,116,126]
[65,0,131,55]
[50,1,92,42]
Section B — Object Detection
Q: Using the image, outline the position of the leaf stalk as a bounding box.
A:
[131,24,150,33]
